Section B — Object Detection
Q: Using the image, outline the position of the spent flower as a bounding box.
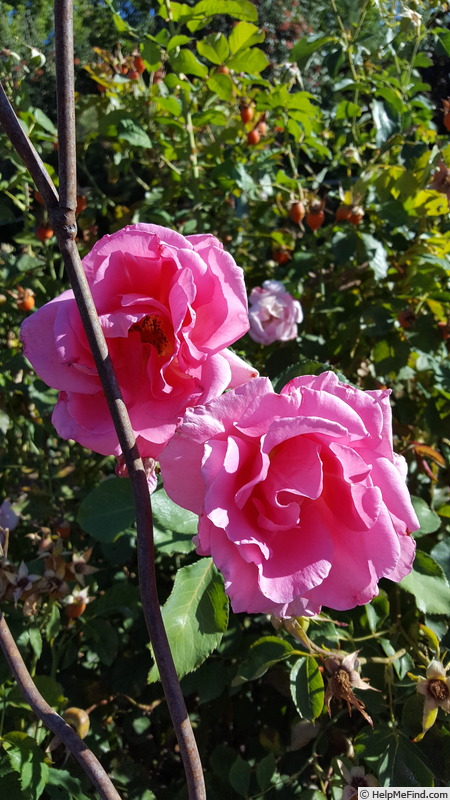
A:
[324,651,378,726]
[413,659,450,741]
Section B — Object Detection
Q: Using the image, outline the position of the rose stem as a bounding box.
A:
[0,2,206,797]
[0,613,122,800]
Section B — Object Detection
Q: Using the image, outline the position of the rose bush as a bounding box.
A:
[21,224,256,458]
[160,371,418,617]
[248,279,303,345]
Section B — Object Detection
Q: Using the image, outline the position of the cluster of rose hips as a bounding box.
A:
[240,103,267,145]
[288,198,365,232]
[271,195,365,263]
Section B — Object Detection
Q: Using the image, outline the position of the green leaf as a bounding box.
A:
[99,112,151,148]
[152,486,198,534]
[334,100,361,120]
[358,233,389,280]
[191,0,257,23]
[77,477,135,542]
[290,657,325,721]
[400,550,450,615]
[378,732,434,786]
[148,558,228,683]
[431,539,450,582]
[3,732,49,799]
[167,35,192,51]
[228,22,264,55]
[83,619,118,665]
[206,72,233,102]
[192,109,228,127]
[435,27,450,57]
[156,96,183,117]
[44,602,62,641]
[229,756,251,797]
[289,35,334,67]
[371,99,398,148]
[142,39,162,70]
[34,676,66,707]
[46,768,91,800]
[17,627,42,660]
[228,47,269,75]
[196,33,229,65]
[89,580,140,618]
[410,496,441,537]
[232,636,294,686]
[169,49,208,78]
[256,753,276,792]
[33,108,57,135]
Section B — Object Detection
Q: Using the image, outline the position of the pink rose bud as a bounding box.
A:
[248,280,303,344]
[160,372,418,617]
[21,224,257,458]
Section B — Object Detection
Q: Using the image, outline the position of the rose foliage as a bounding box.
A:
[160,371,419,617]
[21,224,255,458]
[248,279,303,345]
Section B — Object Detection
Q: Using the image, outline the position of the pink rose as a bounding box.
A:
[160,371,418,617]
[248,279,303,344]
[21,224,256,458]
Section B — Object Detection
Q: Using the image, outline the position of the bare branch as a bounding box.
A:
[0,2,206,796]
[0,83,59,210]
[0,613,122,800]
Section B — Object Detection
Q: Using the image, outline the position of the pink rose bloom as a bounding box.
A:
[248,280,303,345]
[21,224,256,458]
[160,371,418,617]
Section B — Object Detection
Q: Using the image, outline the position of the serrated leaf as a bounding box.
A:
[228,47,268,75]
[77,477,135,541]
[196,33,229,65]
[400,550,450,615]
[169,49,208,78]
[228,22,264,55]
[232,636,294,686]
[207,72,233,101]
[148,558,228,683]
[3,733,49,799]
[290,657,324,720]
[152,486,198,535]
[410,496,441,537]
